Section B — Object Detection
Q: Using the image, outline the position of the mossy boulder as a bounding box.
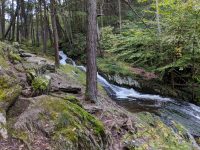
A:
[13,95,108,150]
[0,69,21,139]
[122,112,197,150]
[0,71,22,111]
[0,42,9,68]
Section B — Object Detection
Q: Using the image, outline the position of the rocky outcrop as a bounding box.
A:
[106,74,141,88]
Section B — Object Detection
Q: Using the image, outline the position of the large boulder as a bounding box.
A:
[0,69,21,139]
[49,73,81,94]
[13,95,108,150]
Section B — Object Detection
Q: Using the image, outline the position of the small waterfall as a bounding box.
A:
[59,51,200,139]
[59,51,67,65]
[59,51,76,66]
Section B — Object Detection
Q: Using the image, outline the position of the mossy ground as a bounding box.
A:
[0,74,21,109]
[0,42,9,68]
[123,112,194,150]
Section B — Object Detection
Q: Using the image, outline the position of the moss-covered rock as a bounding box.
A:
[0,72,21,111]
[0,69,21,139]
[64,95,82,107]
[122,112,196,150]
[13,95,108,150]
[0,42,9,68]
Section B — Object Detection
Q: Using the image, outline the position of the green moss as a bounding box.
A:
[64,95,82,107]
[12,129,29,143]
[31,76,49,91]
[123,112,194,149]
[0,75,21,105]
[60,64,106,94]
[53,127,78,142]
[0,43,9,68]
[60,64,86,86]
[37,96,105,140]
[9,51,21,63]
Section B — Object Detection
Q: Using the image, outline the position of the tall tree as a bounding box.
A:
[155,0,161,35]
[0,0,6,40]
[118,0,122,32]
[50,0,60,68]
[86,0,98,103]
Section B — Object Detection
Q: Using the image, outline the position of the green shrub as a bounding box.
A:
[9,51,21,63]
[31,76,50,92]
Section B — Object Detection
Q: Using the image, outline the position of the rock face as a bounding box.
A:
[106,74,141,88]
[49,73,81,94]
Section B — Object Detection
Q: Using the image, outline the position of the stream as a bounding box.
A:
[59,51,200,138]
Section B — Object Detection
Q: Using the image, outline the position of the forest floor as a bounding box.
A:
[0,42,198,150]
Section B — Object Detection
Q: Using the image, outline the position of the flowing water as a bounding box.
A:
[59,51,200,137]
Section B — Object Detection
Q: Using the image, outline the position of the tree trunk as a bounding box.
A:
[86,0,98,103]
[39,0,46,54]
[43,0,48,53]
[156,0,161,35]
[50,0,60,68]
[1,0,6,40]
[0,6,2,39]
[118,0,122,32]
[36,9,40,47]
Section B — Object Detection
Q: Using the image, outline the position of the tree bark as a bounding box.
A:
[156,0,161,35]
[43,0,48,53]
[50,0,60,68]
[86,0,98,103]
[1,0,6,40]
[118,0,122,32]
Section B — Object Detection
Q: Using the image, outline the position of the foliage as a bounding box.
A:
[97,57,136,77]
[100,24,160,69]
[9,51,21,63]
[31,76,50,92]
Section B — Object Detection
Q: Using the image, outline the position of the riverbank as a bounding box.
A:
[0,42,198,149]
[97,57,196,103]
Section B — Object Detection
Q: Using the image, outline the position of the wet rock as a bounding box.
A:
[106,74,141,88]
[66,58,76,66]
